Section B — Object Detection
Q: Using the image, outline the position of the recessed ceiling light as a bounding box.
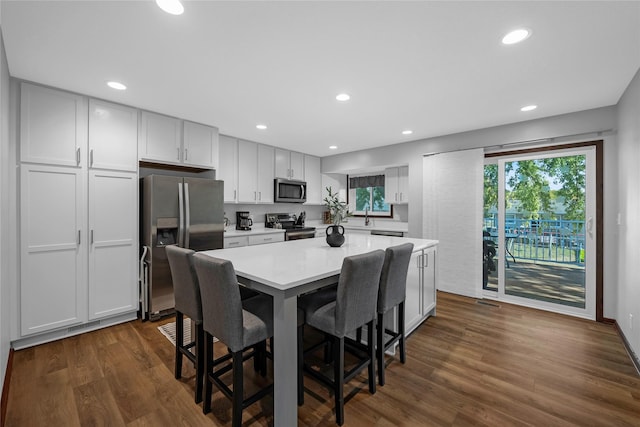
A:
[402,130,413,135]
[502,28,531,45]
[256,124,267,130]
[329,145,338,150]
[156,0,184,15]
[336,93,350,102]
[106,81,127,90]
[520,105,537,112]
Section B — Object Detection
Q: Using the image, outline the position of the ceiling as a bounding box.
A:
[2,1,639,157]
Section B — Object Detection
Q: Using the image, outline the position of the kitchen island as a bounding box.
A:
[199,233,438,426]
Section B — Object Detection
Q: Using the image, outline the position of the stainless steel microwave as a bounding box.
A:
[274,178,307,203]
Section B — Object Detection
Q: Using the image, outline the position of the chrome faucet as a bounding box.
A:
[365,208,370,226]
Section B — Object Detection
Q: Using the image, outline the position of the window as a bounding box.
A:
[348,174,392,217]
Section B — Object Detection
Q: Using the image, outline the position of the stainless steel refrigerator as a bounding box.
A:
[140,175,224,320]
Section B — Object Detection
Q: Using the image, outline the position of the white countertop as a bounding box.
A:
[200,234,437,291]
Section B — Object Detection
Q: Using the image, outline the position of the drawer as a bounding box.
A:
[249,234,284,246]
[224,236,249,248]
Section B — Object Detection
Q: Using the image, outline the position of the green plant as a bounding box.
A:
[323,186,351,225]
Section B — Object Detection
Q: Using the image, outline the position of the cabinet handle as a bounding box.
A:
[424,252,428,267]
[399,192,403,201]
[229,241,239,246]
[258,191,262,201]
[234,190,237,200]
[184,148,188,161]
[90,149,94,167]
[177,147,181,161]
[77,230,81,245]
[395,193,398,202]
[264,237,272,241]
[76,148,80,166]
[90,230,94,244]
[254,191,257,200]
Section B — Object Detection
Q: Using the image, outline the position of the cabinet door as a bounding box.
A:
[257,144,275,203]
[20,164,87,336]
[20,83,87,167]
[274,148,290,178]
[139,111,182,163]
[385,167,399,203]
[237,140,258,203]
[89,99,138,172]
[304,155,322,204]
[183,121,219,169]
[88,171,138,320]
[398,166,409,203]
[218,136,238,202]
[290,151,304,180]
[422,246,437,317]
[405,250,423,335]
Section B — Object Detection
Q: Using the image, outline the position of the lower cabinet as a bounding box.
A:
[404,245,438,336]
[88,171,138,320]
[224,232,285,248]
[19,165,138,339]
[20,164,87,336]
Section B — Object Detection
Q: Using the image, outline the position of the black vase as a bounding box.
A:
[326,225,345,247]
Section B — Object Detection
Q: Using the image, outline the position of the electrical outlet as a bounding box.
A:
[630,313,634,330]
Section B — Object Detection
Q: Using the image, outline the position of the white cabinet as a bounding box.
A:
[139,112,219,170]
[224,236,249,249]
[249,234,284,245]
[183,120,219,169]
[89,99,138,172]
[88,171,138,320]
[404,245,438,335]
[237,140,274,204]
[139,111,182,164]
[20,83,88,167]
[237,140,259,203]
[218,135,238,203]
[304,154,322,204]
[385,166,409,204]
[18,83,138,340]
[275,148,304,180]
[20,164,87,336]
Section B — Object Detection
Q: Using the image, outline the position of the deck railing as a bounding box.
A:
[484,218,585,264]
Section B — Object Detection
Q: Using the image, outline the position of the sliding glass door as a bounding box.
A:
[483,147,596,319]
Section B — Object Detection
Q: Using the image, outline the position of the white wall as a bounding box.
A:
[0,25,11,397]
[322,106,619,318]
[615,68,640,360]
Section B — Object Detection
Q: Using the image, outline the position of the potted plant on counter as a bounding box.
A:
[323,186,351,247]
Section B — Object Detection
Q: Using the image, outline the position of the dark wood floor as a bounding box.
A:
[6,292,640,426]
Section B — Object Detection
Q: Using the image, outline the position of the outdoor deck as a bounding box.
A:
[485,260,585,308]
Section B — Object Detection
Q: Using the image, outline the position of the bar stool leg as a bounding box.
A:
[175,312,183,379]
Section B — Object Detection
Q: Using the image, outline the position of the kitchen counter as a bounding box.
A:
[307,220,409,234]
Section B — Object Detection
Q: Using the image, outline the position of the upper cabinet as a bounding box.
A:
[385,166,409,204]
[275,148,304,180]
[20,83,88,167]
[218,135,238,203]
[139,111,181,164]
[89,99,138,172]
[183,120,219,169]
[304,154,322,204]
[237,140,275,204]
[139,111,219,170]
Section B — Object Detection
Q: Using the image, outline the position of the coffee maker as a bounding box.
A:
[236,211,253,231]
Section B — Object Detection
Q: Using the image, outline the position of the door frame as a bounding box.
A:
[485,140,603,321]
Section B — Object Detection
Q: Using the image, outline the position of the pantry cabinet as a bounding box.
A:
[18,82,138,342]
[89,99,138,172]
[88,171,138,320]
[20,164,87,336]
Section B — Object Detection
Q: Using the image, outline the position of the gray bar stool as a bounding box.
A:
[376,243,414,386]
[193,253,274,427]
[303,250,385,426]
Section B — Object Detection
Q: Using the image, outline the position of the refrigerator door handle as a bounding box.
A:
[184,182,191,248]
[178,182,185,247]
